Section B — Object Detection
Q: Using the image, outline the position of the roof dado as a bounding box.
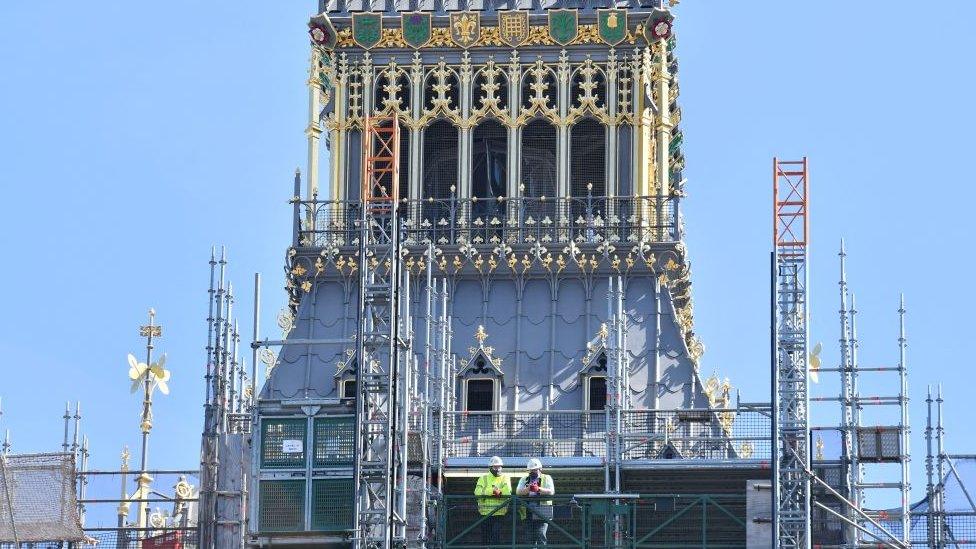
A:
[321,0,665,17]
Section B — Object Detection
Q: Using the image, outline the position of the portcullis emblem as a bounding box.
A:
[498,10,529,48]
[450,12,481,48]
[352,12,383,49]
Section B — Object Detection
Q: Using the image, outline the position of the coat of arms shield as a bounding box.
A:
[547,9,578,46]
[498,10,529,48]
[308,15,338,50]
[352,12,383,49]
[401,12,432,48]
[450,12,481,48]
[597,9,627,46]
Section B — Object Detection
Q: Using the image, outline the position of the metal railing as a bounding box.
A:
[438,408,771,462]
[438,493,747,548]
[296,195,679,250]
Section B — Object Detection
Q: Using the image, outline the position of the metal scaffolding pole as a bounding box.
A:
[925,386,936,549]
[897,296,910,545]
[837,240,858,548]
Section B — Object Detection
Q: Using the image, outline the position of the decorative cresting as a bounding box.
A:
[459,325,504,377]
[329,21,647,50]
[322,48,638,133]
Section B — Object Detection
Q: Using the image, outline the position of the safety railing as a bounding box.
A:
[438,493,747,548]
[438,408,771,462]
[295,195,679,250]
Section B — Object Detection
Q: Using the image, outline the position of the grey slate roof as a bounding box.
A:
[260,273,709,411]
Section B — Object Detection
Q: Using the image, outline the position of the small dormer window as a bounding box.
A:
[580,325,612,412]
[341,379,356,400]
[587,376,607,411]
[334,352,357,401]
[457,326,504,412]
[466,378,496,411]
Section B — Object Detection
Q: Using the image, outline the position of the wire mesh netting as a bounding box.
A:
[313,416,355,467]
[0,453,85,543]
[440,408,770,462]
[79,527,199,549]
[258,479,306,532]
[438,494,747,548]
[310,478,355,532]
[261,418,307,468]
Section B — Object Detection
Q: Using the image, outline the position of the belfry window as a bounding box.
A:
[398,129,410,201]
[617,124,633,197]
[570,119,607,223]
[422,120,459,234]
[472,120,507,221]
[422,120,458,200]
[346,130,361,202]
[521,120,557,224]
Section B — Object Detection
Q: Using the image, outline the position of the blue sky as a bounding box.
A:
[1,0,974,515]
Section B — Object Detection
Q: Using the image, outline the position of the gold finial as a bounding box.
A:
[475,325,488,345]
[139,308,162,338]
[598,323,609,341]
[816,436,824,461]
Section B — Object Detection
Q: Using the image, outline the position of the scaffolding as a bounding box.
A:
[354,115,410,549]
[198,247,251,549]
[772,157,812,549]
[808,243,912,548]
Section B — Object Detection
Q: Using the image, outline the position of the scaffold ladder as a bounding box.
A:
[354,115,408,549]
[772,157,811,549]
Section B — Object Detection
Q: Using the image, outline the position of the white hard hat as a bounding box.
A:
[489,456,504,467]
[526,458,543,471]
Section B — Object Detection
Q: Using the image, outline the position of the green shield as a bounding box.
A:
[548,9,578,46]
[402,12,432,48]
[597,9,627,46]
[352,12,383,49]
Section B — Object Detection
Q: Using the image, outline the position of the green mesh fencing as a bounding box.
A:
[311,478,355,532]
[259,480,306,532]
[261,418,307,468]
[313,416,355,467]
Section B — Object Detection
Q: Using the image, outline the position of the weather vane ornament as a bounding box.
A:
[127,352,171,396]
[126,307,172,532]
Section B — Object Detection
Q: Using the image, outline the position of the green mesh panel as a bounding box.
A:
[261,418,307,468]
[312,478,355,531]
[313,416,355,467]
[259,480,306,532]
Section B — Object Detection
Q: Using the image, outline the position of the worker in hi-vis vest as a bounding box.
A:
[474,456,512,547]
[516,458,554,547]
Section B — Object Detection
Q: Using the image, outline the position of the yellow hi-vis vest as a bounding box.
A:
[474,472,512,516]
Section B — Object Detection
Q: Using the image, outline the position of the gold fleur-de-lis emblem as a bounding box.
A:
[291,264,307,276]
[301,280,313,293]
